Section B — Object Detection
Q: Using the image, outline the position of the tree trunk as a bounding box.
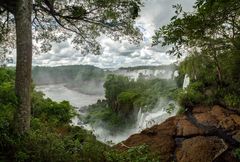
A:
[213,54,222,85]
[14,0,32,135]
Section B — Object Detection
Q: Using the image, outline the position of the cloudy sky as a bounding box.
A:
[33,0,195,68]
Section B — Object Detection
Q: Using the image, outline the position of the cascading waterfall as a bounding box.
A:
[182,74,190,89]
[80,99,180,144]
[135,74,189,131]
[136,99,179,131]
[36,70,182,145]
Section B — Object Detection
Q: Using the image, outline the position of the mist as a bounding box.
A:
[35,65,182,145]
[81,98,179,145]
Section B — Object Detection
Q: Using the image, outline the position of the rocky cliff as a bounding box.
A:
[116,105,240,162]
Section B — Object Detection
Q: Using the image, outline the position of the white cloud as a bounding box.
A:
[33,0,195,68]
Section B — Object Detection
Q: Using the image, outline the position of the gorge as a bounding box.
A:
[34,64,181,144]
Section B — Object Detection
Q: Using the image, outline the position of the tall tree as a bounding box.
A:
[0,0,142,134]
[153,0,240,109]
[14,0,33,134]
[153,0,240,83]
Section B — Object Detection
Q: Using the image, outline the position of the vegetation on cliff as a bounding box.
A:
[85,74,178,131]
[0,68,159,162]
[153,0,240,111]
[0,0,240,161]
[151,0,240,160]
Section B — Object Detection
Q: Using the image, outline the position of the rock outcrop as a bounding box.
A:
[116,105,240,162]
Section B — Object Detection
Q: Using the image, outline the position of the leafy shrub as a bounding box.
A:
[105,145,160,162]
[117,91,140,103]
[86,74,178,132]
[178,81,205,108]
[12,125,110,162]
[0,68,108,162]
[0,68,15,83]
[234,148,240,160]
[165,103,175,114]
[0,82,17,105]
[32,91,76,125]
[85,102,132,131]
[224,93,240,109]
[0,104,15,154]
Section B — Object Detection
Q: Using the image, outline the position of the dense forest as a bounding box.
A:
[32,64,177,95]
[85,74,177,132]
[152,0,240,110]
[0,0,240,161]
[0,68,160,161]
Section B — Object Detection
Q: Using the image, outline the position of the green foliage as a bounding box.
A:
[13,126,109,162]
[176,52,240,110]
[153,0,240,57]
[86,74,178,131]
[166,103,175,114]
[0,68,111,162]
[104,74,132,108]
[104,74,177,111]
[0,69,16,155]
[0,68,17,105]
[0,104,15,153]
[223,93,240,109]
[1,0,142,55]
[85,100,130,131]
[117,91,139,104]
[178,82,205,108]
[0,82,17,105]
[234,148,240,160]
[105,145,160,162]
[153,0,240,110]
[32,91,76,125]
[0,68,15,83]
[0,67,165,161]
[178,54,216,85]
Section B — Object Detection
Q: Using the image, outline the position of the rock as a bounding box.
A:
[231,114,240,125]
[176,136,228,162]
[117,134,175,161]
[215,150,240,162]
[194,113,218,127]
[176,118,204,136]
[211,105,228,121]
[219,117,236,130]
[115,105,240,162]
[233,131,240,143]
[149,116,177,136]
[192,106,211,113]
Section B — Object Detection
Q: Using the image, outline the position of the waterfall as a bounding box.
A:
[182,74,190,89]
[136,99,179,131]
[137,108,149,130]
[137,108,143,127]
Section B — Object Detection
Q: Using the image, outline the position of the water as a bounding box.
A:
[136,99,178,131]
[36,84,179,145]
[116,69,174,80]
[36,84,104,108]
[183,74,190,89]
[36,84,105,125]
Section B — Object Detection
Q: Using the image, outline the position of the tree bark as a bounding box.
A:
[213,53,222,85]
[14,0,32,135]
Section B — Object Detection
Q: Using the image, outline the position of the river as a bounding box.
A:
[36,84,104,108]
[36,84,179,144]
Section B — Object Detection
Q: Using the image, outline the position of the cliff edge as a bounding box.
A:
[116,105,240,162]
